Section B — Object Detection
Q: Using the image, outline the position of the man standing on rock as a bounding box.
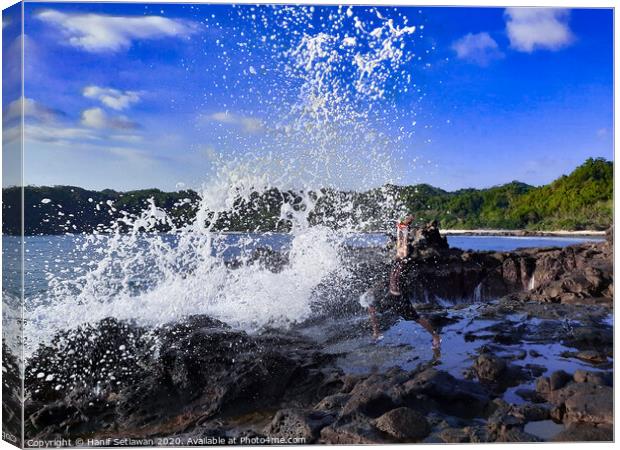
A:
[363,215,442,354]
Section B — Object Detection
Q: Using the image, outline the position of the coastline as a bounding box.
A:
[440,229,607,238]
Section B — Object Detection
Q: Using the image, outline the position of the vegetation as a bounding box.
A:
[2,158,612,235]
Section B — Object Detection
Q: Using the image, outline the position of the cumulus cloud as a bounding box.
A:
[36,9,197,53]
[505,8,574,53]
[205,111,263,133]
[83,86,142,110]
[452,32,504,66]
[81,107,139,130]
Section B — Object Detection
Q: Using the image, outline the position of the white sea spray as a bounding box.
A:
[24,5,422,355]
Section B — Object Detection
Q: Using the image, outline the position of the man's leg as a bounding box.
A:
[416,316,442,351]
[392,294,441,352]
[389,259,404,296]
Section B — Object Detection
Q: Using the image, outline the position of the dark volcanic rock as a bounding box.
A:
[573,370,612,387]
[313,393,351,412]
[549,370,572,391]
[265,409,335,443]
[26,317,153,404]
[340,387,395,418]
[470,352,534,394]
[552,423,613,442]
[320,418,387,444]
[373,407,431,441]
[498,240,613,306]
[399,368,491,418]
[472,353,507,381]
[2,343,22,446]
[536,376,613,430]
[393,223,612,307]
[562,325,613,356]
[563,385,613,425]
[25,315,338,440]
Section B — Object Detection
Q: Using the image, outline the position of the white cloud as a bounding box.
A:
[452,32,504,66]
[5,97,65,123]
[3,125,22,145]
[83,86,142,110]
[36,9,197,53]
[505,8,574,53]
[204,111,263,133]
[81,108,107,128]
[81,107,139,130]
[24,123,99,144]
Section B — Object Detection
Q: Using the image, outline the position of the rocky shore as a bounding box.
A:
[393,222,613,306]
[16,224,614,444]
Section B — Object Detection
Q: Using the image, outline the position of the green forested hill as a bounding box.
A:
[398,158,612,230]
[507,158,613,230]
[2,158,612,235]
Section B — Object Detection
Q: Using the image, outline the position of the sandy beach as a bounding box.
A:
[441,229,607,237]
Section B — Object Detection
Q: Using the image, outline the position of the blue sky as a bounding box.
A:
[3,4,613,191]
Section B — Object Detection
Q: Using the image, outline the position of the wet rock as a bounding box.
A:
[340,389,394,418]
[515,388,545,403]
[314,393,351,412]
[472,353,506,381]
[536,376,551,394]
[471,352,533,394]
[537,377,613,430]
[319,418,387,444]
[25,315,338,440]
[524,363,547,378]
[550,406,564,423]
[574,350,608,364]
[373,407,430,441]
[563,385,613,425]
[512,404,550,422]
[340,374,398,418]
[498,428,542,442]
[430,427,471,443]
[400,368,490,418]
[549,370,572,391]
[563,325,613,352]
[29,402,79,430]
[392,223,612,306]
[26,317,153,404]
[2,344,23,446]
[573,370,612,386]
[265,409,334,443]
[410,221,449,251]
[552,423,612,442]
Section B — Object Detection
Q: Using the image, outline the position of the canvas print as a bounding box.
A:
[2,2,614,447]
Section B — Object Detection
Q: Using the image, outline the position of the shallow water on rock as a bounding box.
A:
[296,302,613,406]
